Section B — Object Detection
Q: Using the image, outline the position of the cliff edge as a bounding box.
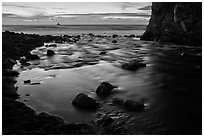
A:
[140,2,202,46]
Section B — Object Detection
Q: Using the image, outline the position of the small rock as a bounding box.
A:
[30,82,41,85]
[129,34,135,37]
[25,94,30,96]
[72,93,100,109]
[123,100,144,111]
[136,35,141,38]
[112,40,117,44]
[24,80,31,84]
[112,34,118,38]
[121,60,146,71]
[97,114,114,126]
[96,82,115,96]
[47,50,55,56]
[99,51,106,55]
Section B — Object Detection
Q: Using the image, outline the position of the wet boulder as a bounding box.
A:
[121,60,146,71]
[72,93,100,109]
[47,50,55,56]
[96,82,115,96]
[123,100,145,111]
[26,53,40,60]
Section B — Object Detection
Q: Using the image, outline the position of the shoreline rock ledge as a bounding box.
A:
[140,2,202,46]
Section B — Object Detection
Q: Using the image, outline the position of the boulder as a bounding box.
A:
[96,82,115,96]
[72,93,100,109]
[47,50,55,56]
[99,51,106,55]
[123,100,144,111]
[121,60,146,71]
[24,80,31,84]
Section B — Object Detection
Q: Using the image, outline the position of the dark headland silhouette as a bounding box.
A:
[141,2,202,46]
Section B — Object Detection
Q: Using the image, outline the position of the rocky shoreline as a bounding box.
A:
[3,31,138,135]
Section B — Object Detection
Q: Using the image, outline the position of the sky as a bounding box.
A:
[2,2,152,25]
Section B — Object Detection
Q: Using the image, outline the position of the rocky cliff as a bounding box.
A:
[140,2,202,46]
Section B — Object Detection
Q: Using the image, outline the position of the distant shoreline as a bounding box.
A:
[3,24,146,36]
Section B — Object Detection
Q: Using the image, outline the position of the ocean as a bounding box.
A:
[2,24,146,36]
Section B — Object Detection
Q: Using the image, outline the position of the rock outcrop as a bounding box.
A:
[141,2,202,46]
[47,50,55,56]
[96,82,115,96]
[72,93,100,109]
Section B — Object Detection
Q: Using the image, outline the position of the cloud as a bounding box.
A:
[3,3,46,18]
[24,19,38,22]
[103,16,150,21]
[54,15,78,18]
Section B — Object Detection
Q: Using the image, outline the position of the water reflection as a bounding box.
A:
[15,36,201,134]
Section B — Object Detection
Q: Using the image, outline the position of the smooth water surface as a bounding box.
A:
[15,35,202,134]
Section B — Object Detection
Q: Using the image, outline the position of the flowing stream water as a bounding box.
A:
[15,35,201,134]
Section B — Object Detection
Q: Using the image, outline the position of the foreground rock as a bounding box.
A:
[96,82,115,96]
[121,60,146,71]
[47,50,55,56]
[112,98,145,111]
[72,93,100,109]
[140,2,202,46]
[95,113,114,126]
